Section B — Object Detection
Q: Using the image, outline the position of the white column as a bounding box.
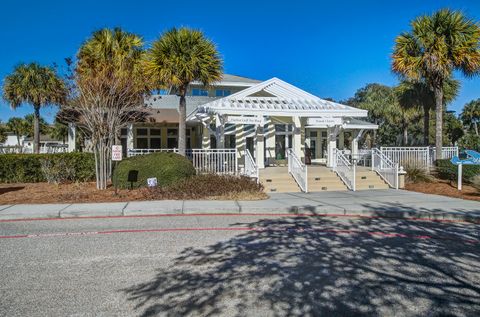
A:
[202,125,210,149]
[256,132,265,169]
[326,127,338,168]
[265,119,275,166]
[67,123,76,152]
[127,123,134,150]
[215,114,225,148]
[293,116,302,161]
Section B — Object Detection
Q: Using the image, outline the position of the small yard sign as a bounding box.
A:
[450,150,480,190]
[147,177,158,187]
[112,145,123,161]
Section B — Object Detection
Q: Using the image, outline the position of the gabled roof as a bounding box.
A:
[196,78,368,118]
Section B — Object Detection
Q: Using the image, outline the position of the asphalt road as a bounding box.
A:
[0,214,479,317]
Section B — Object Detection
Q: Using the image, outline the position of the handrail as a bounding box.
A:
[244,149,259,182]
[286,148,308,192]
[333,148,355,191]
[372,148,398,189]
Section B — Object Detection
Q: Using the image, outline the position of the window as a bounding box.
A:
[225,135,236,149]
[135,127,162,149]
[192,89,208,96]
[215,89,231,97]
[136,128,148,136]
[167,128,178,148]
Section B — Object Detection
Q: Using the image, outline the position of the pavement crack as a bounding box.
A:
[122,202,129,216]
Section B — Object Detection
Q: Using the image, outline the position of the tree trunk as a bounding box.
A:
[474,121,479,136]
[33,105,41,154]
[433,86,444,161]
[178,86,187,156]
[423,104,430,146]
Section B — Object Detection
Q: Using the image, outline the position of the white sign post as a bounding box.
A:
[458,163,462,191]
[112,145,123,195]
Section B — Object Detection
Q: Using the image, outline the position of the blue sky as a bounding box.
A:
[0,0,479,122]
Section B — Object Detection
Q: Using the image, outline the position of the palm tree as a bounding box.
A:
[73,27,149,190]
[6,117,27,146]
[2,63,66,153]
[145,27,223,156]
[0,121,7,144]
[49,120,68,144]
[392,9,480,159]
[396,79,459,145]
[461,99,480,135]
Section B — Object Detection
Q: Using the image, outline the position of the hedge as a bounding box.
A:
[113,152,196,189]
[0,152,95,183]
[435,159,480,183]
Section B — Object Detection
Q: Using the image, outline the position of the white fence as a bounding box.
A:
[0,144,68,154]
[380,146,458,169]
[333,148,355,191]
[244,149,259,181]
[128,148,238,175]
[287,148,308,192]
[372,148,398,189]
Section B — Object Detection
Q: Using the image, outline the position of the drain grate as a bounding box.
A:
[322,187,327,190]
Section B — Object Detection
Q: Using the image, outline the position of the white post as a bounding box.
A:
[256,132,265,169]
[67,123,76,152]
[293,116,302,161]
[326,127,338,168]
[215,114,225,148]
[202,125,210,149]
[458,163,462,191]
[352,160,356,191]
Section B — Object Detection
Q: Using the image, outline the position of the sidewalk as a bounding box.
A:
[0,189,479,222]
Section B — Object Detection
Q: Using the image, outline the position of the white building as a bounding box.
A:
[67,74,406,192]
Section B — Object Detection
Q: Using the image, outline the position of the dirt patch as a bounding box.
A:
[406,180,480,202]
[0,182,267,205]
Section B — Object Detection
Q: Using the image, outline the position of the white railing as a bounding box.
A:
[0,144,68,154]
[333,148,355,191]
[287,148,308,192]
[190,149,238,175]
[380,146,458,169]
[244,149,259,181]
[128,148,238,175]
[372,148,398,189]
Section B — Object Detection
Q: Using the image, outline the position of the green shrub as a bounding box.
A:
[404,164,433,184]
[113,152,196,189]
[435,159,480,183]
[0,152,95,183]
[144,174,265,200]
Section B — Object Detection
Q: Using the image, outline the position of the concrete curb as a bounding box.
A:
[0,190,479,223]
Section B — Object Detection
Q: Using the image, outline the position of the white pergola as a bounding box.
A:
[189,78,377,168]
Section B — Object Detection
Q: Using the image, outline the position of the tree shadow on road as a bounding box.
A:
[123,213,480,316]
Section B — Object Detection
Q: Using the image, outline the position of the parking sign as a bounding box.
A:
[112,145,123,161]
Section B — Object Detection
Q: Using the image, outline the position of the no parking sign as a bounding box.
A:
[112,145,123,161]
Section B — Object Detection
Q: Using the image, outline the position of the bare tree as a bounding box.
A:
[61,28,150,190]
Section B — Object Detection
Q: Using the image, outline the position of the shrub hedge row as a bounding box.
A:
[0,153,95,183]
[435,159,480,183]
[113,152,196,189]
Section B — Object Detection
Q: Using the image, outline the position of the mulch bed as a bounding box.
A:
[406,180,480,202]
[0,181,267,204]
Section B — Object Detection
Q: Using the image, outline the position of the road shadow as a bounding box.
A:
[123,215,480,316]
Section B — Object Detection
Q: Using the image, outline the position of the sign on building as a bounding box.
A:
[307,117,342,126]
[227,116,265,125]
[112,145,123,161]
